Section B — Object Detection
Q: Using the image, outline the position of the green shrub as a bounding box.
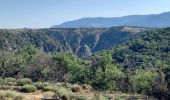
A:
[4,78,16,83]
[0,85,12,90]
[0,91,15,100]
[4,78,16,86]
[77,96,89,100]
[3,82,13,86]
[34,82,50,90]
[0,78,3,85]
[4,91,15,98]
[43,82,50,86]
[134,70,158,94]
[63,83,72,88]
[34,82,45,89]
[20,85,37,93]
[43,86,56,92]
[53,88,70,100]
[67,94,92,100]
[0,91,24,100]
[54,83,63,87]
[14,95,24,100]
[16,78,32,86]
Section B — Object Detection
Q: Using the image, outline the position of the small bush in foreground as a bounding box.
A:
[43,86,56,92]
[0,78,3,85]
[16,78,32,86]
[3,91,15,98]
[4,78,16,86]
[67,93,93,100]
[5,78,16,83]
[53,88,70,100]
[34,82,45,90]
[20,85,37,93]
[0,91,24,100]
[81,84,92,91]
[14,95,24,100]
[71,84,82,92]
[0,85,12,90]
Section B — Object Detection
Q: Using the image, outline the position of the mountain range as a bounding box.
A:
[51,12,170,28]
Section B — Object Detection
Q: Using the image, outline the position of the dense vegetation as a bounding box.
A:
[0,26,142,58]
[95,28,170,99]
[0,27,170,99]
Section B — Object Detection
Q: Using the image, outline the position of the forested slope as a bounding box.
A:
[97,28,170,69]
[0,26,144,57]
[94,28,170,99]
[0,27,170,99]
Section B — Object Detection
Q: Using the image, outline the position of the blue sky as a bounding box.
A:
[0,0,170,28]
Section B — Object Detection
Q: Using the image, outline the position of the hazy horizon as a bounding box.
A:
[0,0,170,28]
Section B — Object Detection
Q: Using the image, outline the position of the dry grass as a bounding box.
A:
[0,80,154,100]
[0,89,152,100]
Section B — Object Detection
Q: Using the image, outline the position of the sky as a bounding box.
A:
[0,0,170,28]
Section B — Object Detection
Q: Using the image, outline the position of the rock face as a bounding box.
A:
[77,44,92,58]
[0,26,144,57]
[52,12,170,28]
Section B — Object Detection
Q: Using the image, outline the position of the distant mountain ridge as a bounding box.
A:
[51,12,170,28]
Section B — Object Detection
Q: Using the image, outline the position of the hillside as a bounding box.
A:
[52,12,170,28]
[0,27,170,99]
[93,27,170,99]
[96,28,170,69]
[0,26,144,57]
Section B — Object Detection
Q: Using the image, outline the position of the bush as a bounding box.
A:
[60,94,70,100]
[34,82,45,90]
[43,82,50,86]
[0,85,11,90]
[4,78,16,86]
[71,84,82,92]
[4,78,16,83]
[14,95,24,100]
[53,83,63,87]
[0,91,24,100]
[0,78,3,85]
[43,86,56,92]
[20,85,37,93]
[0,91,14,100]
[4,91,15,98]
[77,96,89,100]
[81,84,92,91]
[53,88,70,100]
[16,78,32,86]
[134,70,158,94]
[69,94,93,100]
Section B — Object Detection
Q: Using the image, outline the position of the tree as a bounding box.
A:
[133,70,158,94]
